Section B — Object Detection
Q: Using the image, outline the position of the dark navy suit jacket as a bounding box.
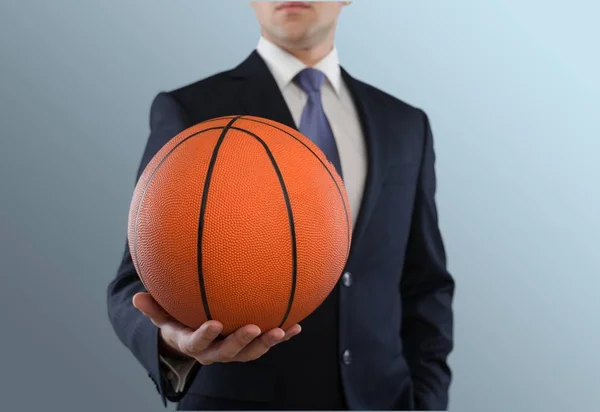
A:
[107,50,455,410]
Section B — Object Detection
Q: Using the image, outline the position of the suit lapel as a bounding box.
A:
[229,51,297,130]
[340,68,390,258]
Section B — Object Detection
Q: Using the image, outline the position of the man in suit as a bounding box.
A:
[107,1,455,410]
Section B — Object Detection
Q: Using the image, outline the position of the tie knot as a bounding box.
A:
[294,68,326,94]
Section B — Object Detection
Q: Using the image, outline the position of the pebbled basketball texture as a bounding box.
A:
[128,115,352,335]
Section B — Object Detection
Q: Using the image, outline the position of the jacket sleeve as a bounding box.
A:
[106,92,199,406]
[400,110,455,410]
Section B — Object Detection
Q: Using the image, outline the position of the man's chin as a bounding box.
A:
[276,31,316,50]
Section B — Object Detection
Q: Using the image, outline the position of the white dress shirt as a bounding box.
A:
[160,36,368,393]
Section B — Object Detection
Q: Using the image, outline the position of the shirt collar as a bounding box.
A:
[256,36,342,95]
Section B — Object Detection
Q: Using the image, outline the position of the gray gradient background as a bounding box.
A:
[1,0,598,411]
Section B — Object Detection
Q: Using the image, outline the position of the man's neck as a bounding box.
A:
[286,43,334,67]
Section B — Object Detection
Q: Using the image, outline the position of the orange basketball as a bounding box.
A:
[128,115,352,335]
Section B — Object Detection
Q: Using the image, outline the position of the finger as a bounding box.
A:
[132,292,172,327]
[281,324,302,341]
[206,325,261,362]
[237,328,286,361]
[183,320,223,354]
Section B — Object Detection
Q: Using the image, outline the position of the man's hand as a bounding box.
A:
[133,292,301,365]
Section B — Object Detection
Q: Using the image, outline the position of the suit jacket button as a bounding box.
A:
[342,349,352,365]
[342,272,353,287]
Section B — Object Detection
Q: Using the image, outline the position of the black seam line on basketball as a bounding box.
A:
[197,115,244,321]
[236,118,351,257]
[229,126,297,329]
[132,126,226,295]
[201,115,239,123]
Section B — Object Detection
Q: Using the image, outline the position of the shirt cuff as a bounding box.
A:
[159,354,197,393]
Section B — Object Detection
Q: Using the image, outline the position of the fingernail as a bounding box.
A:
[208,324,221,334]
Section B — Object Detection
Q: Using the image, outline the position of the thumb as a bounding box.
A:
[133,292,172,326]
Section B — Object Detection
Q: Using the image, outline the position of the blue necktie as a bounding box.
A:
[294,68,343,180]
